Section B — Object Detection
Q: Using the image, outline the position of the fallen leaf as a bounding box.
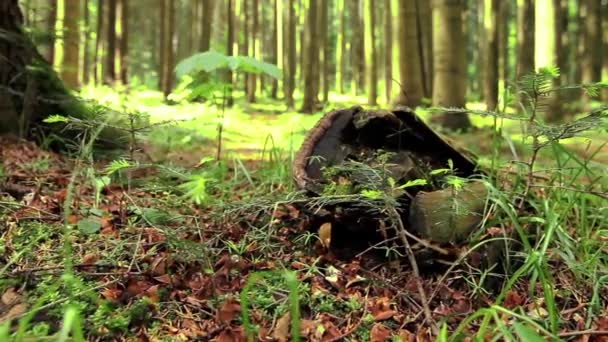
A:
[374,310,397,321]
[272,312,291,342]
[216,299,241,323]
[1,288,21,305]
[319,222,332,248]
[370,323,391,342]
[0,303,27,322]
[504,290,525,309]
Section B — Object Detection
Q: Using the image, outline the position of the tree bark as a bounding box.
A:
[394,0,423,107]
[41,0,57,64]
[270,0,279,99]
[365,0,377,105]
[300,0,319,113]
[516,0,534,80]
[247,0,258,103]
[336,0,346,94]
[82,0,90,84]
[535,0,563,121]
[94,0,104,84]
[320,0,329,103]
[118,0,129,85]
[60,0,81,88]
[104,0,117,84]
[384,0,392,103]
[602,0,608,102]
[416,0,433,99]
[431,0,470,130]
[581,0,601,95]
[484,0,499,111]
[160,0,175,99]
[226,0,234,106]
[349,0,365,95]
[200,0,215,52]
[285,0,296,108]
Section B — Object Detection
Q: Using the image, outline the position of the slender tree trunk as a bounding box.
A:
[200,0,215,52]
[581,0,601,98]
[498,0,509,98]
[535,0,562,121]
[349,0,364,95]
[247,0,259,102]
[416,0,433,99]
[226,0,235,106]
[384,0,393,103]
[285,0,296,108]
[118,0,128,85]
[94,0,104,85]
[394,0,423,107]
[61,0,81,88]
[484,0,499,110]
[336,0,346,94]
[301,0,319,113]
[160,0,175,99]
[82,0,90,85]
[320,0,329,103]
[242,0,249,92]
[602,0,608,102]
[159,0,166,89]
[365,0,377,105]
[431,0,470,130]
[270,0,279,99]
[40,0,57,64]
[104,0,117,84]
[516,0,535,80]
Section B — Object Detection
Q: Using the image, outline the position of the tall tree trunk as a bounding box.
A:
[285,0,296,108]
[431,0,470,130]
[159,0,166,89]
[247,0,258,102]
[270,0,279,99]
[94,0,104,84]
[40,0,57,64]
[602,0,608,102]
[416,0,433,99]
[200,0,214,52]
[320,0,329,103]
[117,0,128,85]
[242,0,249,92]
[384,0,393,103]
[104,0,117,84]
[301,0,319,113]
[160,0,175,99]
[336,0,346,94]
[349,0,364,94]
[394,0,423,107]
[484,0,499,110]
[61,0,81,88]
[82,0,90,84]
[226,0,235,106]
[477,0,485,100]
[498,0,509,99]
[581,0,601,99]
[516,0,535,80]
[535,0,562,121]
[365,0,377,105]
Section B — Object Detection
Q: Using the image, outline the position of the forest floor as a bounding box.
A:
[1,89,607,341]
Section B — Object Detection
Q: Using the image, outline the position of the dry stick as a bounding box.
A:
[388,206,438,335]
[558,330,608,338]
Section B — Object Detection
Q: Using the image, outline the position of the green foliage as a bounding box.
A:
[175,50,282,80]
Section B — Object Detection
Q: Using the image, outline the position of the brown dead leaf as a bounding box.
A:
[272,312,291,342]
[0,303,27,322]
[504,290,524,309]
[126,278,154,297]
[373,310,397,321]
[100,287,122,301]
[216,299,241,323]
[370,323,391,342]
[1,288,21,306]
[397,329,415,342]
[300,319,318,338]
[82,253,98,265]
[154,274,172,285]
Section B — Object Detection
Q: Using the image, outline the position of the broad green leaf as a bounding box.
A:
[77,217,102,234]
[175,50,229,78]
[397,178,428,189]
[513,322,545,342]
[43,115,69,123]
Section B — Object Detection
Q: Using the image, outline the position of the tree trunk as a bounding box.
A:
[160,0,175,99]
[285,0,296,108]
[104,0,117,84]
[349,0,364,95]
[159,0,166,89]
[516,0,534,80]
[581,0,601,98]
[416,0,433,99]
[431,0,470,130]
[535,0,563,121]
[336,0,346,94]
[247,0,258,102]
[270,0,279,99]
[200,0,214,52]
[94,0,104,84]
[384,0,392,103]
[365,0,377,105]
[300,0,319,113]
[602,0,608,102]
[484,0,499,110]
[118,0,129,85]
[242,0,249,92]
[320,0,329,103]
[60,0,81,88]
[394,0,423,107]
[82,0,90,84]
[0,0,94,140]
[226,0,234,106]
[40,0,57,64]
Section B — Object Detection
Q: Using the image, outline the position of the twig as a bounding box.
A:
[558,330,608,338]
[387,206,438,335]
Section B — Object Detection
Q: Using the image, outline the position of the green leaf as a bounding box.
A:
[361,189,383,199]
[430,168,450,176]
[397,178,428,189]
[43,115,69,123]
[77,217,102,234]
[175,50,230,78]
[513,323,545,342]
[105,159,134,175]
